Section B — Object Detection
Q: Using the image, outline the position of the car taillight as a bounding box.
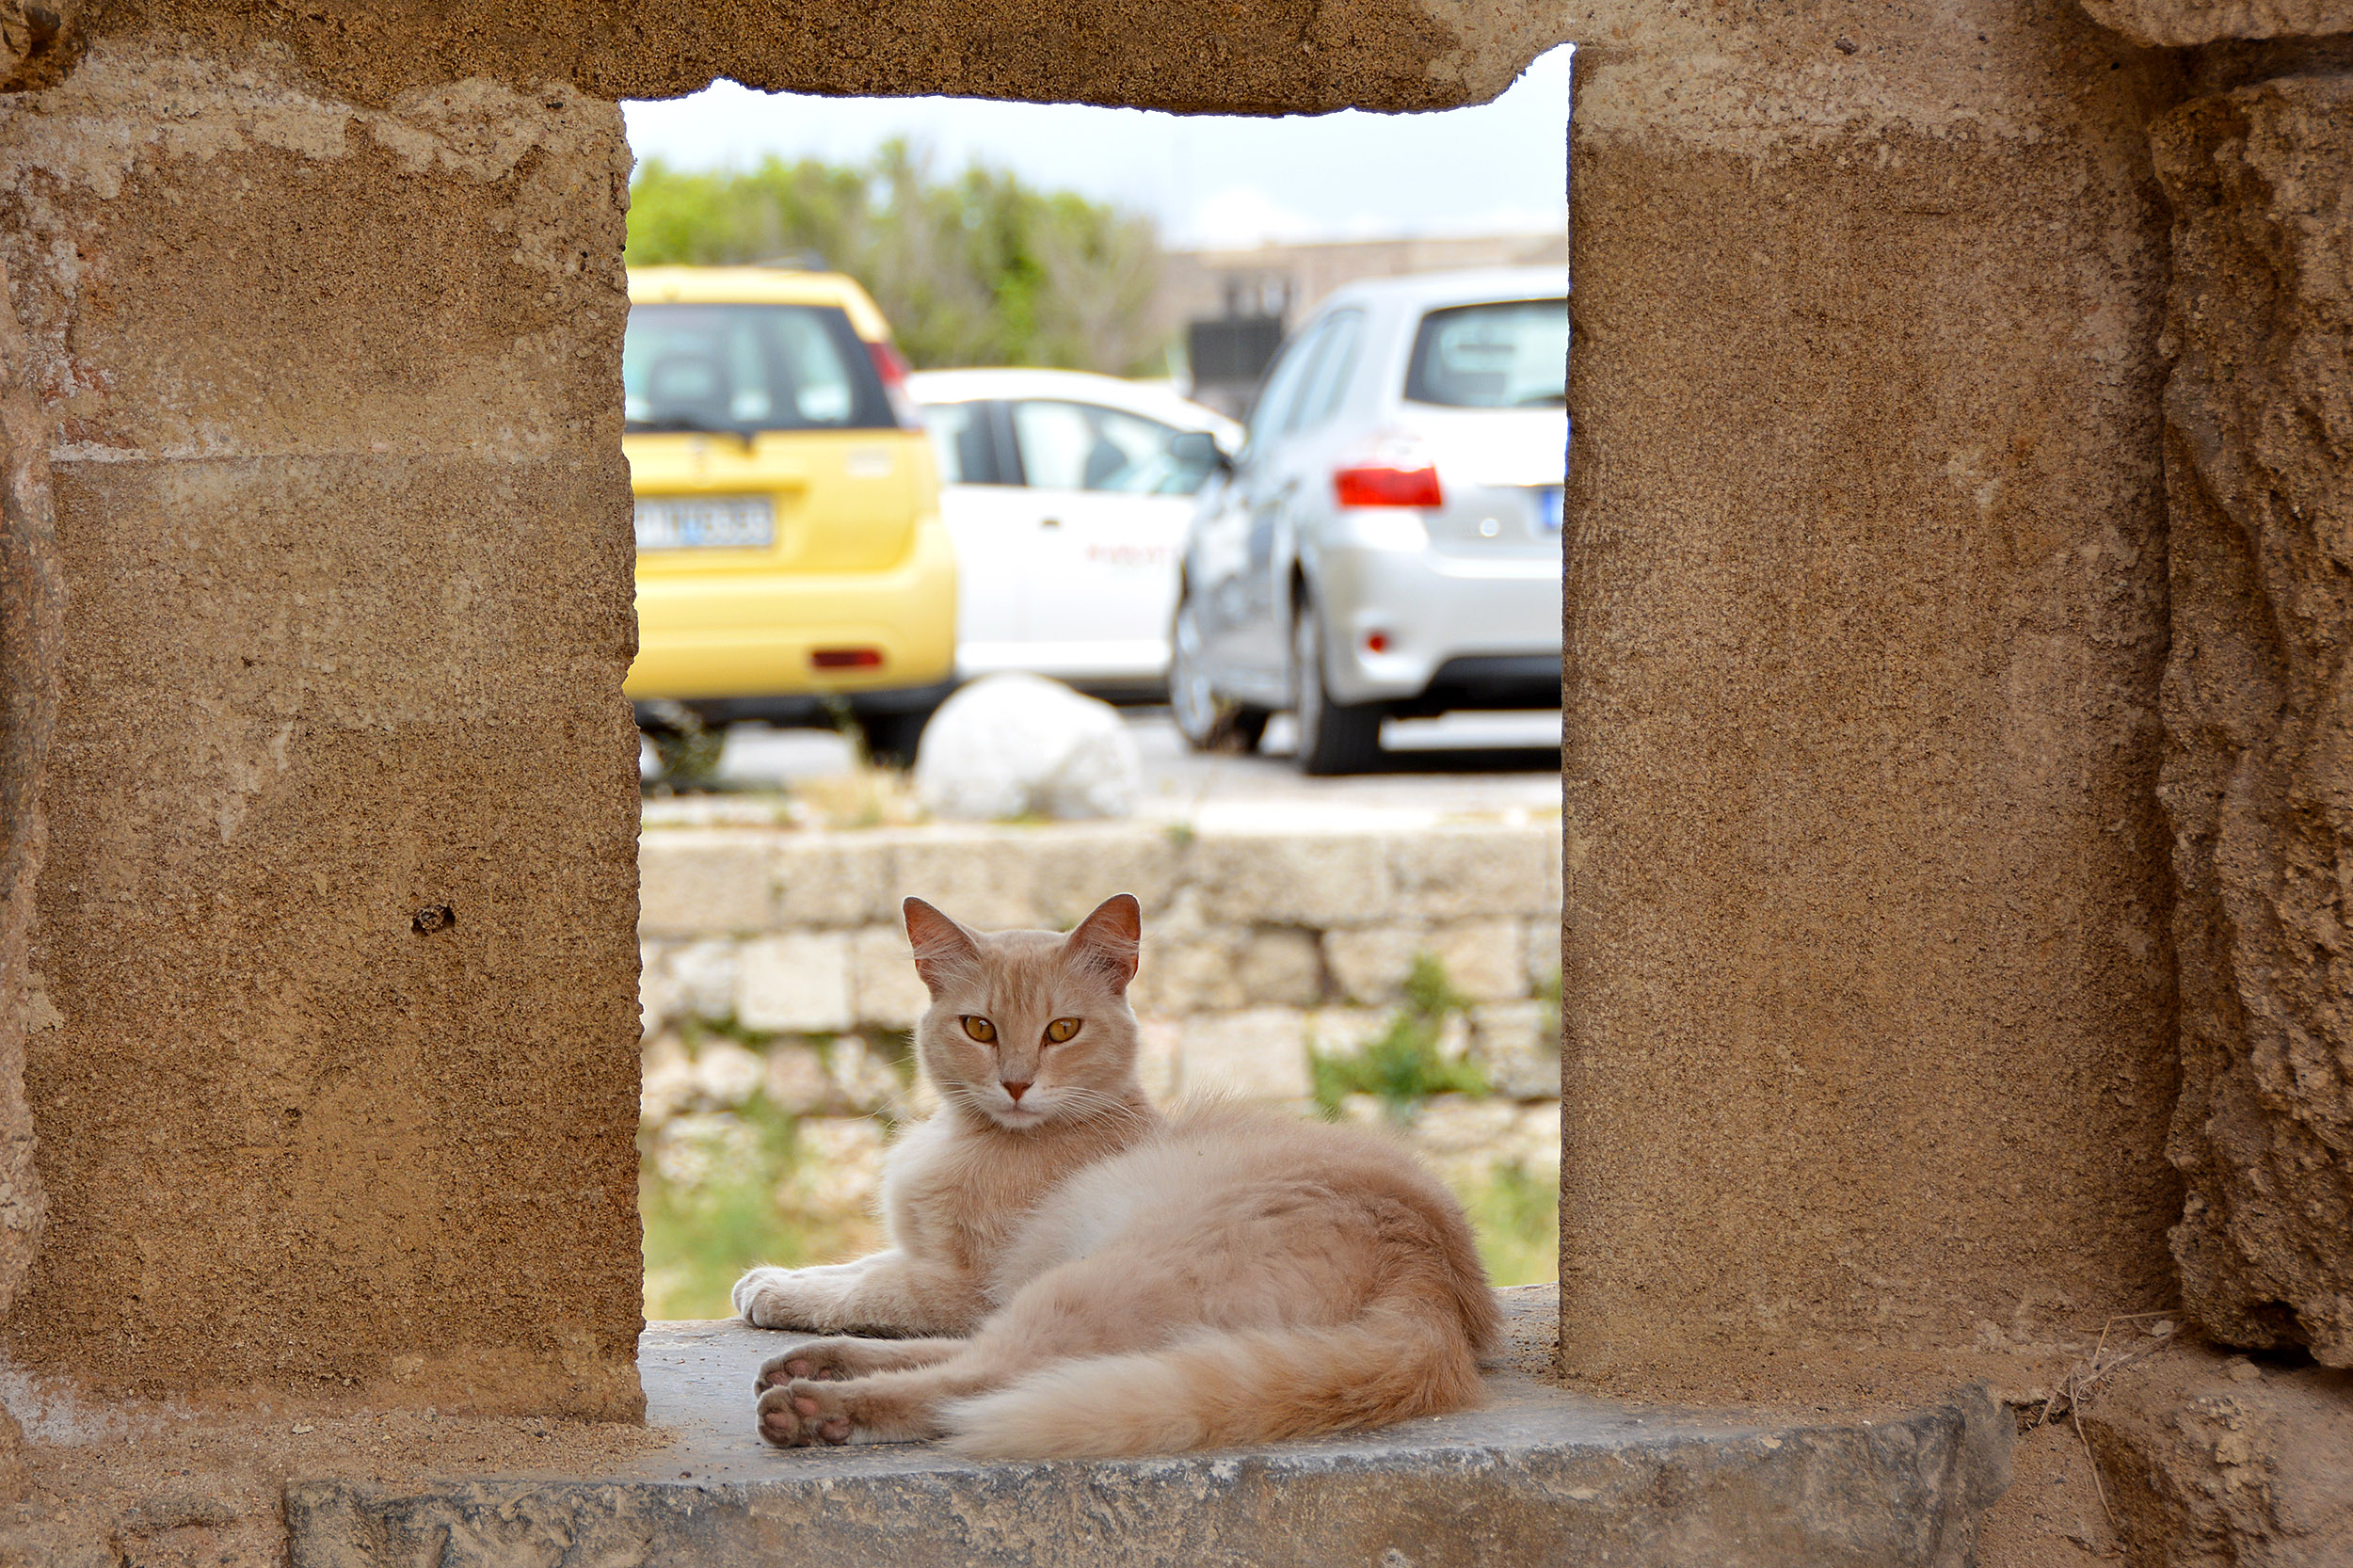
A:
[1334,462,1443,509]
[811,648,884,669]
[867,340,922,429]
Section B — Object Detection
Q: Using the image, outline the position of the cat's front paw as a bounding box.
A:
[756,1378,853,1448]
[733,1266,840,1330]
[754,1338,859,1394]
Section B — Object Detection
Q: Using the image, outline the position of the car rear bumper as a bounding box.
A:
[1311,535,1561,709]
[626,520,957,701]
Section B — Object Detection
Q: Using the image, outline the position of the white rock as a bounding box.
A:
[737,932,853,1032]
[827,1036,904,1114]
[1177,1008,1313,1101]
[640,1033,697,1125]
[914,674,1141,822]
[692,1040,766,1109]
[764,1042,832,1115]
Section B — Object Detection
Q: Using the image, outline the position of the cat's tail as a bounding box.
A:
[936,1299,1485,1460]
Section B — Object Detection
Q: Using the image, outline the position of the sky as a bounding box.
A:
[621,45,1570,252]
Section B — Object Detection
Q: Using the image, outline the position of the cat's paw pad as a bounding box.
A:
[755,1380,854,1448]
[755,1338,858,1394]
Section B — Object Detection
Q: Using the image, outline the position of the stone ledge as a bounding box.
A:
[284,1290,2011,1567]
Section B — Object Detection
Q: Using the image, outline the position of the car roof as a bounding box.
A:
[1315,264,1571,315]
[627,266,892,343]
[907,367,1241,440]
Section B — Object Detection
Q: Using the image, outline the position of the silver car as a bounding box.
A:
[1170,267,1567,774]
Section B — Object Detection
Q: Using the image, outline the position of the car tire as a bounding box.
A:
[640,700,727,789]
[1171,594,1267,754]
[856,708,933,770]
[1292,595,1383,776]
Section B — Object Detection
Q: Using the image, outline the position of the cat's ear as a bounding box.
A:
[1063,893,1142,991]
[904,897,981,994]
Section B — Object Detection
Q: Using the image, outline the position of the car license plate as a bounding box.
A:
[1530,486,1564,533]
[634,496,776,552]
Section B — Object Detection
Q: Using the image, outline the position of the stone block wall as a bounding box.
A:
[638,819,1565,1111]
[0,43,648,1418]
[1561,0,2186,1374]
[2150,69,2353,1368]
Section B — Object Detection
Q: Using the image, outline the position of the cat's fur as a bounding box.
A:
[731,892,1500,1459]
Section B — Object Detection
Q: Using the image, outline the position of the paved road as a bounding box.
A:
[656,708,1561,825]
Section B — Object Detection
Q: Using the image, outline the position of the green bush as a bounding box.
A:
[1309,953,1488,1119]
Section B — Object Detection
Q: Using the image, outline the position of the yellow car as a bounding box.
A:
[624,265,955,769]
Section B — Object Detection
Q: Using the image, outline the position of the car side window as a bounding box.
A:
[1243,317,1331,455]
[1285,309,1364,435]
[924,400,1001,486]
[1010,401,1186,496]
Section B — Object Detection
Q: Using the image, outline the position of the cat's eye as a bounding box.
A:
[1044,1017,1080,1045]
[962,1016,997,1044]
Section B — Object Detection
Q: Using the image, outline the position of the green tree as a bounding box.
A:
[625,142,1169,376]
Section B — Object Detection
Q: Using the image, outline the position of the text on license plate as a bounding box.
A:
[635,496,776,552]
[1530,487,1564,533]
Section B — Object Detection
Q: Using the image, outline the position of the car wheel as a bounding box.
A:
[1171,594,1266,754]
[1291,595,1383,776]
[856,708,933,770]
[641,700,727,789]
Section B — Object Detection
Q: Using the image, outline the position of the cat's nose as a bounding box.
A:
[1003,1080,1032,1103]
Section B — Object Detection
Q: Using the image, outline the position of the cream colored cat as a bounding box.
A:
[731,892,1500,1459]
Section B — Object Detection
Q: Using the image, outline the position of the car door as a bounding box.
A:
[1207,315,1334,696]
[1239,310,1366,685]
[925,398,1039,679]
[1003,398,1196,683]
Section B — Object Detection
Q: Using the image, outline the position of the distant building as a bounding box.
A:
[1163,231,1569,416]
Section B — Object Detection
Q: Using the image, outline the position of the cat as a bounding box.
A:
[730,891,1500,1459]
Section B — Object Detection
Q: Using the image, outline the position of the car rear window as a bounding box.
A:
[623,303,896,434]
[1402,298,1568,409]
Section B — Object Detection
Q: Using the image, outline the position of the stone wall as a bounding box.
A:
[638,819,1564,1109]
[0,43,648,1417]
[1561,0,2187,1376]
[2151,70,2353,1368]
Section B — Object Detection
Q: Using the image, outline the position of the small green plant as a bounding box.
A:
[1161,821,1196,850]
[1310,953,1487,1119]
[1460,1160,1560,1288]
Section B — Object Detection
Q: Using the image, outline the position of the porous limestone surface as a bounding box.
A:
[284,1291,2013,1568]
[1560,0,2185,1377]
[2151,72,2353,1370]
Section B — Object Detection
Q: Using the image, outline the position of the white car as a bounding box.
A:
[910,369,1241,696]
[1173,267,1567,774]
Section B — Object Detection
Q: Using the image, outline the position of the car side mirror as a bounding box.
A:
[1169,430,1232,473]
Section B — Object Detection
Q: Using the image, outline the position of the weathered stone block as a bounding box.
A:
[0,50,644,1416]
[1560,7,2182,1374]
[886,832,1045,932]
[288,1314,2014,1568]
[1016,824,1182,926]
[640,833,774,937]
[1177,1009,1312,1101]
[1235,928,1324,1007]
[847,924,930,1030]
[736,934,852,1033]
[1388,824,1562,921]
[2152,73,2353,1366]
[1192,831,1391,927]
[1132,931,1248,1016]
[1304,1007,1391,1059]
[1425,920,1529,1003]
[770,835,891,928]
[762,1042,831,1116]
[1471,1000,1561,1101]
[1321,925,1422,1004]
